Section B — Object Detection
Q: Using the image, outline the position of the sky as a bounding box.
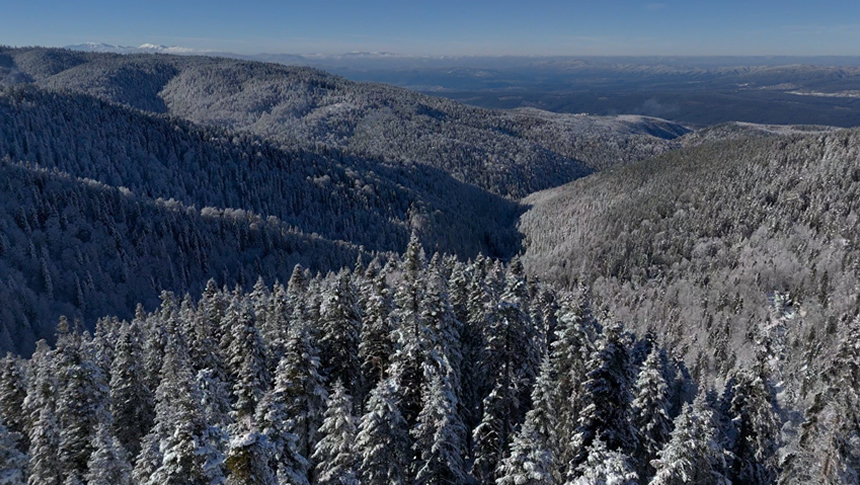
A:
[2,0,860,56]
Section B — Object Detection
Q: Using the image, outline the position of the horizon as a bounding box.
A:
[4,1,860,57]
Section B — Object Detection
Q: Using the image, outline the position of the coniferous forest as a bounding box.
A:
[0,47,859,484]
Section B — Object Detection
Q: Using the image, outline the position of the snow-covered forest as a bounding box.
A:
[0,47,858,483]
[1,236,806,484]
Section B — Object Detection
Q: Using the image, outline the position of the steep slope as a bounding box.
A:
[520,128,860,394]
[0,85,520,258]
[0,159,364,354]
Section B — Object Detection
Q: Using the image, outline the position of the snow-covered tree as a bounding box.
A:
[721,367,780,485]
[650,393,729,485]
[568,322,634,477]
[356,379,410,485]
[267,314,327,478]
[84,423,132,485]
[497,357,559,485]
[109,320,153,457]
[0,353,27,444]
[136,337,225,485]
[319,271,362,398]
[224,420,276,485]
[412,372,468,485]
[630,347,672,480]
[312,380,359,485]
[570,437,638,485]
[0,418,27,485]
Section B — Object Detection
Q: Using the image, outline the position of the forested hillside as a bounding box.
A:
[519,128,860,481]
[1,238,794,485]
[0,47,689,198]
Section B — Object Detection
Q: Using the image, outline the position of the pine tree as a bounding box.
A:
[356,379,410,485]
[0,418,27,485]
[412,372,468,485]
[312,380,359,485]
[84,423,133,485]
[651,394,729,485]
[497,358,559,485]
[630,347,672,481]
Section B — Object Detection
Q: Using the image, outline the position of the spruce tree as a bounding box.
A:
[0,418,27,485]
[109,320,153,458]
[84,423,133,485]
[497,357,559,485]
[312,380,359,485]
[319,270,362,398]
[356,379,410,485]
[651,394,729,485]
[412,372,468,485]
[630,347,672,481]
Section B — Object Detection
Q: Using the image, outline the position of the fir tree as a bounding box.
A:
[255,358,309,485]
[497,357,559,485]
[570,437,638,485]
[225,298,271,419]
[0,418,27,485]
[650,394,729,485]
[630,347,672,481]
[721,367,780,485]
[84,423,133,485]
[312,380,359,485]
[224,420,276,485]
[137,337,226,485]
[0,353,27,445]
[109,320,154,458]
[55,325,109,480]
[271,314,327,477]
[412,372,468,485]
[358,271,393,406]
[319,270,362,398]
[356,379,410,485]
[568,322,635,478]
[27,406,61,485]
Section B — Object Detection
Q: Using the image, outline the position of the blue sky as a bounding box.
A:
[3,0,859,56]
